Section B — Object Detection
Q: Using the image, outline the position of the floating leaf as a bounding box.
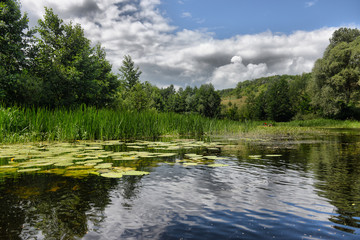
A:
[17,168,41,173]
[54,162,74,167]
[84,159,103,164]
[113,167,135,172]
[114,156,139,161]
[207,147,220,151]
[204,156,217,160]
[183,163,198,166]
[94,163,113,169]
[101,172,123,178]
[0,165,17,168]
[122,171,149,176]
[207,164,228,167]
[265,154,282,157]
[35,162,54,167]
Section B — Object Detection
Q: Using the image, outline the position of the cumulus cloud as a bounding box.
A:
[305,0,318,8]
[21,0,337,89]
[211,56,269,89]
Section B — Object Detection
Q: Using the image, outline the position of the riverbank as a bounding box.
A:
[1,106,359,143]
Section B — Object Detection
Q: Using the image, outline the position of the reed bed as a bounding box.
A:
[1,106,358,144]
[0,106,248,143]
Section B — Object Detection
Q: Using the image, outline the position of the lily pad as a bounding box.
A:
[101,172,123,178]
[204,156,218,160]
[207,164,229,167]
[122,170,150,176]
[265,154,282,157]
[207,147,220,151]
[0,165,17,168]
[94,163,113,169]
[17,168,41,173]
[113,156,140,161]
[183,163,198,166]
[54,162,74,167]
[157,153,177,157]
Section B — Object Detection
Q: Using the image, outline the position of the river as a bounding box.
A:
[0,130,359,239]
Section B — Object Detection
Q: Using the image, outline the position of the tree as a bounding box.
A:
[327,28,360,52]
[0,0,32,104]
[0,0,29,72]
[118,55,142,91]
[310,28,360,118]
[245,91,266,120]
[30,8,118,107]
[265,78,293,122]
[196,84,221,118]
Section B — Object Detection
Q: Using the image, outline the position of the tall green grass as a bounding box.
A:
[0,106,251,143]
[1,106,358,144]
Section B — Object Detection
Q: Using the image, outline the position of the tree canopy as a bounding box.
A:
[310,28,360,118]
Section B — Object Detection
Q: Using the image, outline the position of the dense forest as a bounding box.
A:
[1,0,360,122]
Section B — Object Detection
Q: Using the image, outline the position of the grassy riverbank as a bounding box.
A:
[0,106,248,143]
[1,106,359,143]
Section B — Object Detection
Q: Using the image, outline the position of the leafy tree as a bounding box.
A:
[224,102,240,121]
[174,87,187,113]
[184,86,197,113]
[0,0,32,104]
[265,78,293,121]
[159,84,176,112]
[0,0,29,72]
[245,91,266,120]
[118,55,142,91]
[288,73,312,118]
[327,27,360,52]
[30,8,118,107]
[310,28,360,118]
[196,84,221,118]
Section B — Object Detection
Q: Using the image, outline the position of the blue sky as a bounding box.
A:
[22,0,360,89]
[160,0,360,38]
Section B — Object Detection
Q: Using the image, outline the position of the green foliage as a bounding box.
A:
[0,0,32,104]
[327,27,360,51]
[0,0,29,72]
[118,55,142,91]
[27,8,118,108]
[310,28,360,119]
[241,77,298,121]
[196,84,221,118]
[265,78,293,122]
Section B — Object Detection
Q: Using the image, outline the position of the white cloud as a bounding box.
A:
[305,0,318,8]
[211,56,269,89]
[21,0,337,89]
[181,12,192,18]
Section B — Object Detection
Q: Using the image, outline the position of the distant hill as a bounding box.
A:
[218,73,312,120]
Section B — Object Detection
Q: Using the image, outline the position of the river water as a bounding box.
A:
[0,130,360,239]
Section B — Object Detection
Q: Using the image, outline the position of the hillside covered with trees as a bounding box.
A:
[221,28,360,121]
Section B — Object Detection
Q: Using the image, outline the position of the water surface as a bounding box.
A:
[0,132,360,239]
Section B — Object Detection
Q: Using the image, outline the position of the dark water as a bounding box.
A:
[1,131,360,239]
